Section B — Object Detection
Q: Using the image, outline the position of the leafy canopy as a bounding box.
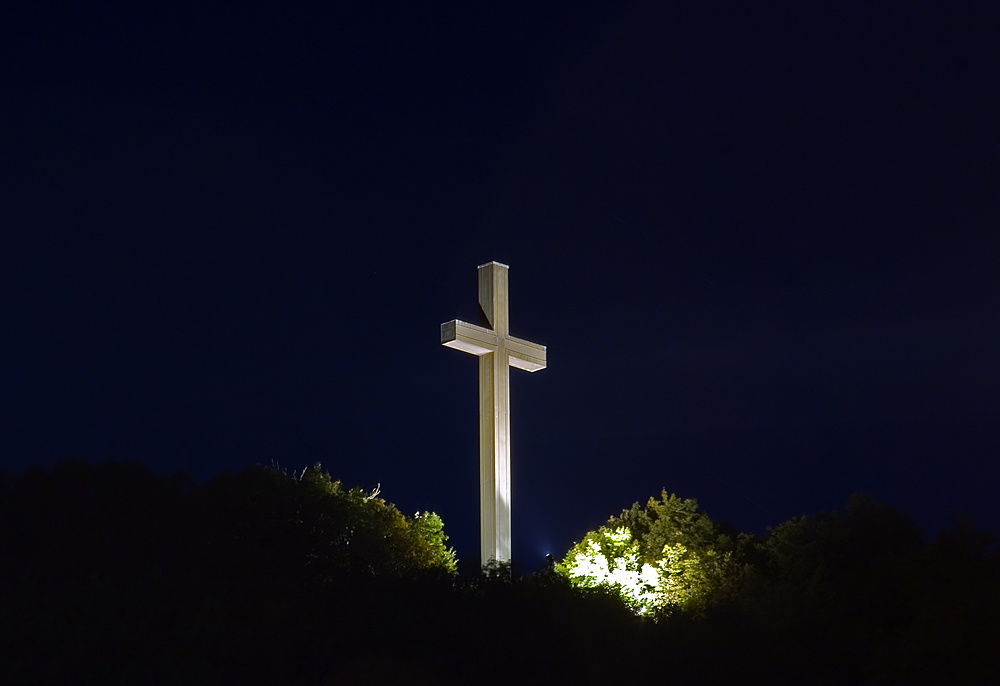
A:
[204,462,458,577]
[557,490,736,615]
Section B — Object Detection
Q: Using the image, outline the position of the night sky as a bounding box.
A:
[2,1,998,570]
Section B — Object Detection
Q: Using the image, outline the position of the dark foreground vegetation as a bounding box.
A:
[1,459,997,685]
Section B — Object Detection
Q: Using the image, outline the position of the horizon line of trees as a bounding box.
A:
[1,457,997,685]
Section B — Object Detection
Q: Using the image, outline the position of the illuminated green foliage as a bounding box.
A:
[201,462,458,579]
[556,526,661,612]
[287,462,458,575]
[558,490,736,615]
[410,511,458,573]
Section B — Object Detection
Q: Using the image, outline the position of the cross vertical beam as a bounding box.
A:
[441,261,546,565]
[478,262,510,565]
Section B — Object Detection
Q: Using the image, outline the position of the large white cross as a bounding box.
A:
[441,261,547,565]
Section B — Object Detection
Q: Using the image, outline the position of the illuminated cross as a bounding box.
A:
[441,261,547,565]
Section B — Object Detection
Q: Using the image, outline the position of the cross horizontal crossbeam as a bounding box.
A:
[441,320,547,371]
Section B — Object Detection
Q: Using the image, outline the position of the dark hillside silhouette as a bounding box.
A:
[1,459,997,685]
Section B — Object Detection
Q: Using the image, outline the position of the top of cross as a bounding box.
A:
[441,261,546,372]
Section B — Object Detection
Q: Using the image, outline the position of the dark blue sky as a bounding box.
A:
[2,1,998,568]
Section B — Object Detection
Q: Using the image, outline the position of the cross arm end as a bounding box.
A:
[507,336,547,372]
[441,319,498,356]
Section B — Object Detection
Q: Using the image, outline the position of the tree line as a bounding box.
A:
[1,458,997,685]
